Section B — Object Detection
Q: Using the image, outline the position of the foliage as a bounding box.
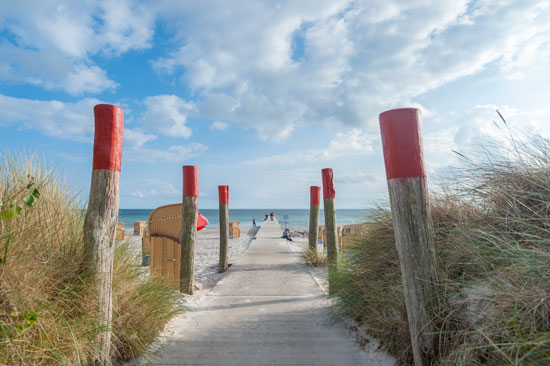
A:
[0,154,180,365]
[331,119,550,365]
[300,247,328,267]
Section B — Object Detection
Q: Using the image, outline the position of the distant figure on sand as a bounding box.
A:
[270,212,274,221]
[282,228,292,241]
[253,218,256,227]
[265,214,268,221]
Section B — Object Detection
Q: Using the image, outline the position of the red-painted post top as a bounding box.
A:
[183,166,198,196]
[218,185,229,205]
[310,186,321,205]
[379,108,426,179]
[93,104,124,171]
[321,169,335,199]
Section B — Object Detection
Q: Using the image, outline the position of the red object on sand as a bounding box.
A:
[218,185,229,205]
[310,186,321,205]
[183,166,199,196]
[379,108,426,179]
[92,104,124,171]
[197,212,209,231]
[321,168,335,199]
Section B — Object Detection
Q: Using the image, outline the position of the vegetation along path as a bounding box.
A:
[140,218,393,365]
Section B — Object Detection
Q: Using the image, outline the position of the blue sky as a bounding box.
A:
[1,0,549,209]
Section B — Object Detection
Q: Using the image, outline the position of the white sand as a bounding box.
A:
[124,225,260,291]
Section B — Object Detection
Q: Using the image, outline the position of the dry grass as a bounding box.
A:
[331,120,550,365]
[300,247,328,267]
[0,154,180,365]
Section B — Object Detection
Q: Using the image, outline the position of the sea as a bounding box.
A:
[118,208,369,230]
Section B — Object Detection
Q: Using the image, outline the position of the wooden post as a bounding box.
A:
[218,185,229,272]
[308,186,321,252]
[322,168,338,293]
[83,104,124,366]
[379,108,438,366]
[180,166,199,295]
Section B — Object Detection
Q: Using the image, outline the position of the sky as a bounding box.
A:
[0,0,549,209]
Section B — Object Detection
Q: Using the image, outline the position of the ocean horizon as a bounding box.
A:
[118,208,371,230]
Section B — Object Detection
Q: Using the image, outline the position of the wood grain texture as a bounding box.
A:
[180,195,198,294]
[323,197,338,294]
[308,204,320,251]
[83,169,120,366]
[219,203,229,272]
[323,198,338,264]
[387,176,438,366]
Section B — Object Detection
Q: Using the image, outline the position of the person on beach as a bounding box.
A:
[282,228,292,241]
[270,212,274,221]
[253,218,256,227]
[265,214,268,221]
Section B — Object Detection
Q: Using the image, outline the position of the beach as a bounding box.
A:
[124,225,260,291]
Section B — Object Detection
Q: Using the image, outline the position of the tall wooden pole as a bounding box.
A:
[379,108,438,366]
[322,168,338,293]
[308,186,321,252]
[83,104,124,366]
[180,166,199,295]
[218,185,229,273]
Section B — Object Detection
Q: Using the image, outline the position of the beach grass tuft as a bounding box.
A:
[0,154,180,365]
[300,247,328,267]
[330,124,550,365]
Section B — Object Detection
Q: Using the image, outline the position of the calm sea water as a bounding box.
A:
[118,208,369,230]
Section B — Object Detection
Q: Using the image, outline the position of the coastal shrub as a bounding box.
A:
[0,154,180,365]
[331,124,550,365]
[300,247,328,267]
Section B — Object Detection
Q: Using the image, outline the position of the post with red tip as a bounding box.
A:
[322,169,338,293]
[180,166,199,294]
[218,185,229,272]
[379,108,438,366]
[308,186,321,252]
[83,104,124,365]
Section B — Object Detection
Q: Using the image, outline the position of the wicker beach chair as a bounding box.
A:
[145,203,208,289]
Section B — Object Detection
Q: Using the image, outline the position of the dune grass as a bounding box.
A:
[300,247,328,267]
[330,129,550,365]
[0,155,180,365]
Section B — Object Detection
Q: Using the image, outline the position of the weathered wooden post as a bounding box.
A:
[379,108,438,366]
[218,185,229,272]
[308,186,321,252]
[180,165,199,295]
[322,168,338,293]
[83,104,124,365]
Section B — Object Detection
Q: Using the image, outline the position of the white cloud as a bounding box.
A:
[142,95,194,138]
[125,143,207,163]
[142,178,180,197]
[418,105,550,176]
[65,65,118,95]
[124,128,157,148]
[0,94,208,163]
[151,0,550,137]
[0,94,99,141]
[131,190,145,198]
[334,171,384,185]
[454,104,550,147]
[0,0,155,94]
[210,121,228,130]
[244,129,377,165]
[0,43,118,95]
